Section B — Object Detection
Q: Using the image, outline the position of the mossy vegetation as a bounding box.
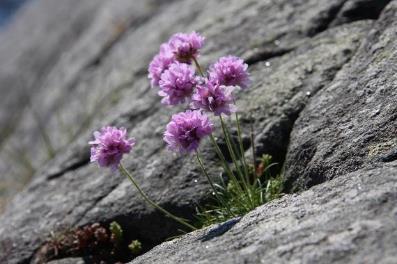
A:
[37,221,143,263]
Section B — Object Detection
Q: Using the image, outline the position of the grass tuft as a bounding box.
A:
[195,154,284,228]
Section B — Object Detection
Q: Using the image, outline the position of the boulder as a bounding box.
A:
[0,0,395,263]
[284,0,397,191]
[132,163,397,264]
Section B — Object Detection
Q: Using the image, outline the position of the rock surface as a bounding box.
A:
[284,0,397,191]
[132,163,397,264]
[0,0,395,263]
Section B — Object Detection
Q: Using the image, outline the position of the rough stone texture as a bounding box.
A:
[48,258,84,264]
[131,1,397,263]
[330,0,392,26]
[0,0,396,263]
[132,162,397,264]
[284,0,397,191]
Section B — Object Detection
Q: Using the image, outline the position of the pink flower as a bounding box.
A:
[168,32,205,63]
[191,81,236,116]
[209,56,250,89]
[148,44,175,88]
[159,62,197,105]
[89,126,135,170]
[164,110,213,153]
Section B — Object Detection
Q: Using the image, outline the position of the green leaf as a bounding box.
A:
[129,240,142,255]
[109,221,123,243]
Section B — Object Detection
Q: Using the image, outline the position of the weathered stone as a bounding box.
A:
[0,0,108,210]
[284,0,397,192]
[1,0,363,201]
[0,0,170,211]
[246,20,370,165]
[330,0,392,27]
[0,0,107,137]
[48,258,84,264]
[132,163,397,264]
[0,0,395,263]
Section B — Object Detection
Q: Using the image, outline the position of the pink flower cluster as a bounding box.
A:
[164,110,213,153]
[147,32,250,153]
[89,126,135,170]
[158,62,197,105]
[209,56,251,89]
[148,44,174,88]
[90,32,251,169]
[168,32,205,63]
[148,32,204,105]
[148,32,249,109]
[191,81,236,116]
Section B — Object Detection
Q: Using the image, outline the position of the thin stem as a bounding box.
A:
[195,151,218,196]
[250,115,257,176]
[119,163,196,230]
[219,116,245,181]
[192,57,205,77]
[235,111,250,183]
[219,116,254,207]
[195,150,234,216]
[209,134,243,194]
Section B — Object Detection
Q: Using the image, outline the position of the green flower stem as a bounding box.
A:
[234,111,250,183]
[192,57,205,77]
[119,163,196,231]
[192,57,237,215]
[195,150,234,216]
[219,116,253,207]
[219,116,245,181]
[192,57,253,207]
[250,117,258,183]
[209,134,243,195]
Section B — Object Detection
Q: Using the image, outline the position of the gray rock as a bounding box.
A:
[0,0,168,211]
[330,0,392,27]
[0,0,395,263]
[0,0,108,211]
[284,0,397,192]
[0,0,373,205]
[0,0,107,141]
[47,258,85,264]
[132,162,397,264]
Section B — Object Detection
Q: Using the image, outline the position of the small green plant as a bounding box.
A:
[38,222,143,263]
[196,154,284,227]
[128,240,142,255]
[109,221,123,244]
